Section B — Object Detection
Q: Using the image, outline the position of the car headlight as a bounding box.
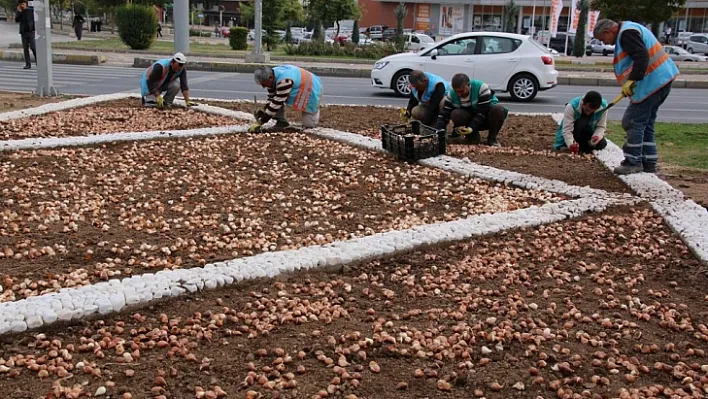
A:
[374,61,389,70]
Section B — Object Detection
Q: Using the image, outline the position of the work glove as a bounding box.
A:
[589,135,602,146]
[399,108,410,123]
[156,95,165,109]
[185,100,199,107]
[621,80,636,97]
[248,123,263,133]
[455,126,473,136]
[569,142,580,155]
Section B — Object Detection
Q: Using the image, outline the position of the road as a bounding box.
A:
[1,61,707,123]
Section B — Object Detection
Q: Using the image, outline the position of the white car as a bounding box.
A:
[664,45,708,62]
[371,32,559,102]
[405,33,435,52]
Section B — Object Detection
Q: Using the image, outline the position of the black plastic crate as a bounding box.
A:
[381,121,447,162]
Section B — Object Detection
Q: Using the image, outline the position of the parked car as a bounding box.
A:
[686,34,708,55]
[585,38,614,56]
[674,31,693,48]
[404,33,435,52]
[534,30,551,46]
[382,28,398,42]
[371,32,559,102]
[548,33,575,55]
[367,25,388,40]
[663,45,708,62]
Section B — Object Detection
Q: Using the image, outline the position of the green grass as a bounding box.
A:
[606,122,708,170]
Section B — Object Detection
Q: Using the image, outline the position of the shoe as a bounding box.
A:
[465,131,482,144]
[487,139,501,147]
[23,65,31,69]
[643,164,657,173]
[274,119,290,129]
[614,164,644,175]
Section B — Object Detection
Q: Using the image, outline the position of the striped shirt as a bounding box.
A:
[258,79,294,123]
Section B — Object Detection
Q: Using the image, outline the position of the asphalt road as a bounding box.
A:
[1,61,707,123]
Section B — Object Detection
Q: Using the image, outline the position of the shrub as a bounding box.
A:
[283,41,398,59]
[189,29,208,37]
[264,30,281,51]
[115,4,157,50]
[230,26,249,50]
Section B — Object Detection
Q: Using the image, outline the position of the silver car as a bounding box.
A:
[686,34,708,55]
[663,45,708,62]
[585,38,615,56]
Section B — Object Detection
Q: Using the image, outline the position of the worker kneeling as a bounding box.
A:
[554,91,608,154]
[400,70,449,127]
[141,52,195,108]
[436,73,508,147]
[250,65,323,132]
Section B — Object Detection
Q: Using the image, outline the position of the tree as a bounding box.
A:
[573,0,589,57]
[308,0,359,38]
[352,19,360,44]
[262,0,285,50]
[394,2,406,51]
[503,0,520,33]
[591,0,686,37]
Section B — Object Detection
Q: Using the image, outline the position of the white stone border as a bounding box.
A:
[594,141,708,262]
[0,196,625,334]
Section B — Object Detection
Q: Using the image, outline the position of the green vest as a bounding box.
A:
[553,96,608,150]
[448,79,500,112]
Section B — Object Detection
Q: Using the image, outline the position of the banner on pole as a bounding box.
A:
[549,0,563,38]
[568,0,581,34]
[587,10,601,37]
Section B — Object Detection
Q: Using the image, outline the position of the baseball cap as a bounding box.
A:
[172,52,187,64]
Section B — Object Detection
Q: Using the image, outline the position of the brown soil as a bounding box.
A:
[0,91,80,113]
[213,103,630,194]
[1,205,705,399]
[0,98,245,140]
[0,132,561,302]
[660,167,708,209]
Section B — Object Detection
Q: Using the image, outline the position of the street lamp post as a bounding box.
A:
[245,0,270,62]
[174,0,189,54]
[33,0,58,96]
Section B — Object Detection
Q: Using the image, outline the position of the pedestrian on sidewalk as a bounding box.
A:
[14,0,36,70]
[157,23,163,38]
[249,65,323,132]
[554,90,609,154]
[73,14,85,41]
[140,53,196,108]
[594,19,679,175]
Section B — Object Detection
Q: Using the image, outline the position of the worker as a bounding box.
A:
[594,19,679,175]
[250,65,323,132]
[400,70,449,127]
[435,73,508,147]
[140,52,196,108]
[553,90,608,154]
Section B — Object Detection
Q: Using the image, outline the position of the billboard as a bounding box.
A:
[439,5,465,36]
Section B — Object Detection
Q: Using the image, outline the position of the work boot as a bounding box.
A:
[23,64,31,70]
[614,163,644,175]
[643,163,657,173]
[487,139,501,147]
[465,131,482,145]
[273,119,291,129]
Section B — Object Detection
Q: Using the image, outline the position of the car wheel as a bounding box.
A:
[602,49,609,56]
[586,51,592,56]
[508,73,539,102]
[392,70,412,97]
[686,59,694,62]
[688,48,694,53]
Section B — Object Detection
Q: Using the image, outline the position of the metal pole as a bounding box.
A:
[174,0,189,54]
[531,0,536,37]
[541,0,547,34]
[254,0,263,54]
[34,0,58,96]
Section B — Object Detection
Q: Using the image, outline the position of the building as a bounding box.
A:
[357,0,708,36]
[200,0,246,27]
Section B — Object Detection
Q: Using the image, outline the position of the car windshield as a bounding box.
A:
[418,35,434,43]
[673,46,689,54]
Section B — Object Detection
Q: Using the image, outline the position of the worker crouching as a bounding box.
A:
[140,52,195,108]
[436,73,508,147]
[554,91,608,155]
[400,70,449,127]
[250,65,323,132]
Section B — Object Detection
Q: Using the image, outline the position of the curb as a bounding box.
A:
[134,57,708,87]
[0,50,105,65]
